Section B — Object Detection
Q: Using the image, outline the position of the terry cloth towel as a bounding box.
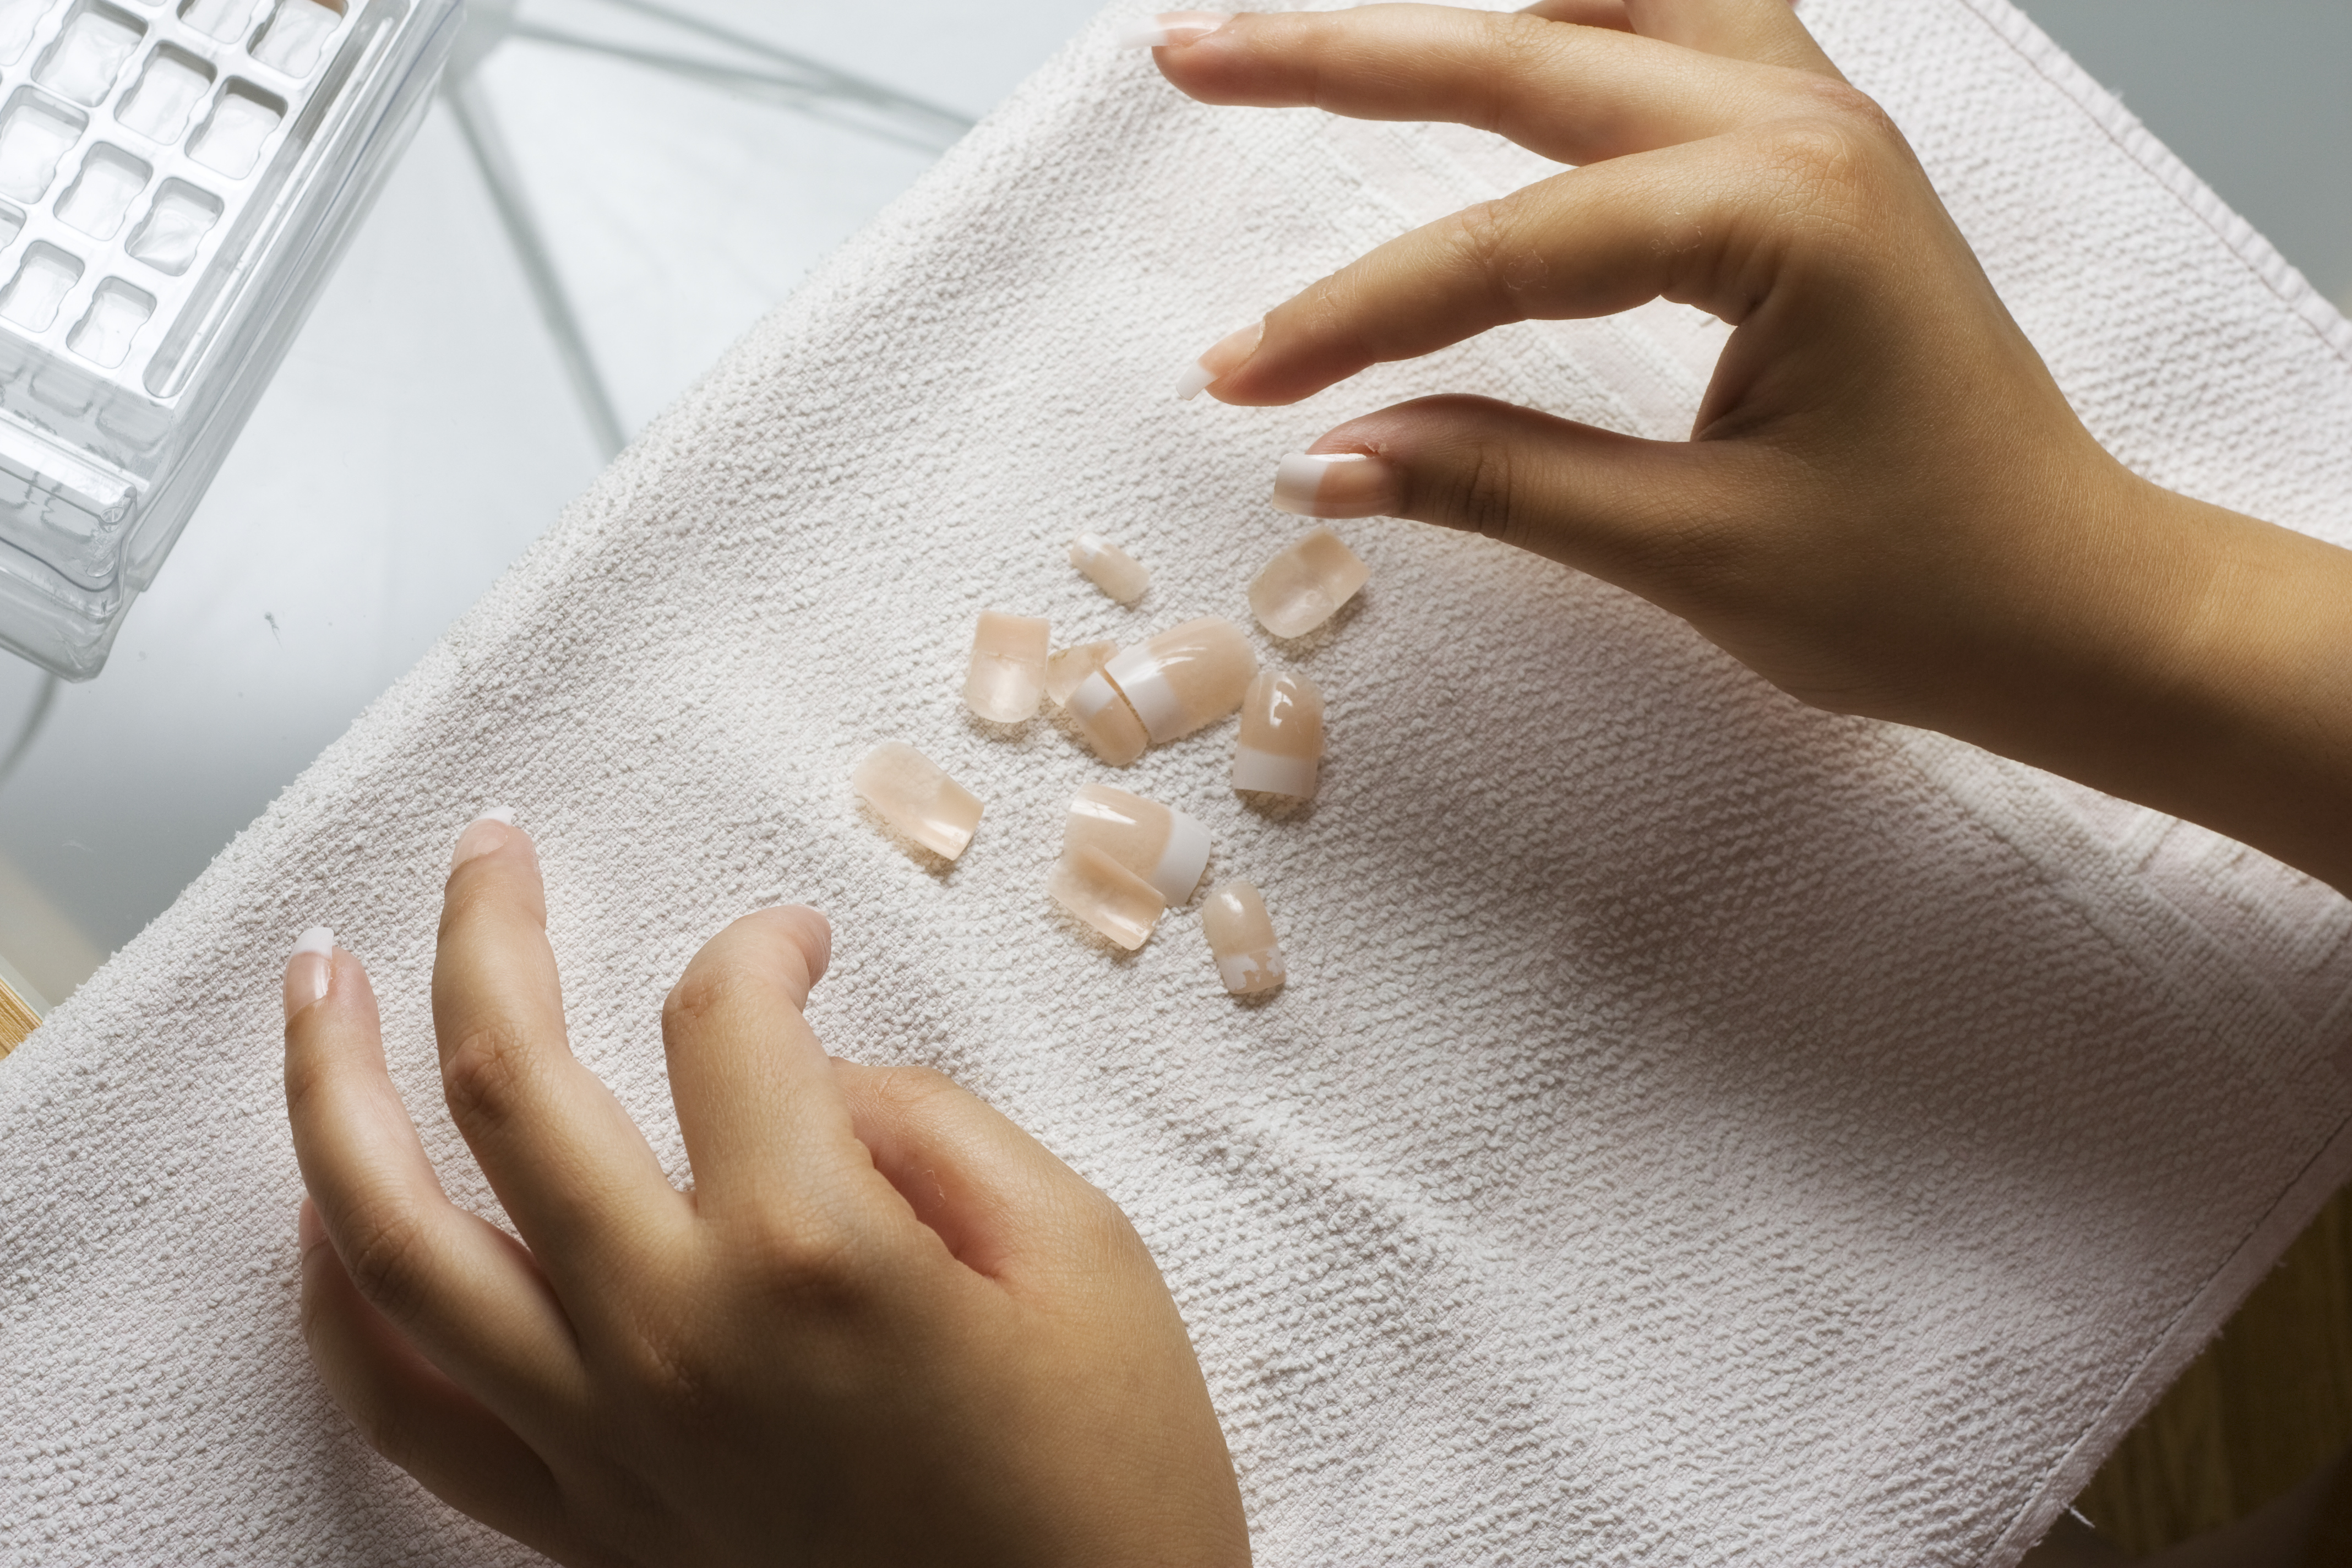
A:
[6,1,2352,1562]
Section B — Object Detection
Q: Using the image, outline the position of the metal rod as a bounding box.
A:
[442,74,629,460]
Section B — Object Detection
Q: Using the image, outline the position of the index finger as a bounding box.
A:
[432,813,689,1294]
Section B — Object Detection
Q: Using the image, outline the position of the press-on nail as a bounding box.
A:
[1050,845,1168,950]
[1101,616,1259,745]
[963,611,1050,722]
[1202,880,1285,994]
[1069,533,1150,603]
[1270,451,1396,519]
[852,742,984,861]
[1066,783,1212,906]
[1232,672,1323,798]
[1176,320,1263,400]
[1250,525,1370,636]
[1046,640,1117,707]
[1115,10,1229,49]
[284,925,334,1016]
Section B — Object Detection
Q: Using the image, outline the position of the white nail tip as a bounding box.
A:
[1173,358,1217,400]
[293,925,334,958]
[473,804,516,826]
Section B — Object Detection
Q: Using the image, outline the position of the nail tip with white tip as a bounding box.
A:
[293,925,334,958]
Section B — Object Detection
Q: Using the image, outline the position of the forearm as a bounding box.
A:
[1931,473,2352,896]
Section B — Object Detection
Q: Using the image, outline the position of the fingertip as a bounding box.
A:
[449,807,522,872]
[752,904,833,996]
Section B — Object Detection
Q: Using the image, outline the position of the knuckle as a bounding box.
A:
[661,951,764,1035]
[1443,198,1531,306]
[1452,438,1522,548]
[439,1017,534,1136]
[867,1063,960,1119]
[336,1208,435,1322]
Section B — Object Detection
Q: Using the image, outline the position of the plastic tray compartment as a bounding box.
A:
[0,0,458,677]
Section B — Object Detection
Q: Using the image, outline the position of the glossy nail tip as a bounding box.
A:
[1050,845,1167,950]
[293,924,334,959]
[1045,640,1118,707]
[1114,10,1228,48]
[853,742,985,861]
[1069,672,1150,765]
[1250,527,1370,638]
[1101,616,1258,744]
[1069,533,1150,603]
[473,804,516,826]
[1202,880,1285,995]
[1270,451,1392,520]
[963,611,1050,723]
[1174,358,1217,401]
[1066,782,1212,907]
[1176,320,1264,401]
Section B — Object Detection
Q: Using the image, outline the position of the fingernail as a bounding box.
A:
[1115,10,1230,49]
[1045,639,1117,707]
[1175,320,1263,400]
[1271,451,1396,519]
[852,742,985,861]
[1232,671,1324,799]
[284,925,334,1018]
[1098,616,1258,747]
[450,805,516,870]
[1049,844,1168,951]
[1065,782,1212,906]
[1202,880,1286,995]
[1249,524,1371,636]
[1069,532,1150,603]
[963,610,1050,723]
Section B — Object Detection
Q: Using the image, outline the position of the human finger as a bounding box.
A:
[1150,6,1792,168]
[659,906,881,1223]
[1191,125,1910,407]
[284,932,588,1429]
[829,1059,1141,1288]
[433,814,686,1284]
[297,1200,585,1561]
[1518,1,1631,34]
[1262,393,1794,628]
[1619,0,1836,76]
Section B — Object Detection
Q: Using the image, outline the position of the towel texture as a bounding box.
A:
[5,1,2350,1562]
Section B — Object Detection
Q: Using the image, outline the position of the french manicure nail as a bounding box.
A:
[1271,451,1397,519]
[1115,10,1230,50]
[1175,320,1264,400]
[449,805,516,870]
[1069,533,1150,603]
[1065,783,1212,906]
[284,925,333,1017]
[1049,844,1168,950]
[1232,671,1324,799]
[1202,880,1286,994]
[1250,525,1370,636]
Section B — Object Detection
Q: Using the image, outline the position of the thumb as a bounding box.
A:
[829,1061,1145,1291]
[1269,393,1776,620]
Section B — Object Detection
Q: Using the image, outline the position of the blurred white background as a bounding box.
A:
[0,0,2344,1008]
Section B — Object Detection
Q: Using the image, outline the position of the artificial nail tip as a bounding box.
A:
[293,925,334,958]
[473,804,516,826]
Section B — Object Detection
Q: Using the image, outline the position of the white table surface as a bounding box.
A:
[0,0,2343,1009]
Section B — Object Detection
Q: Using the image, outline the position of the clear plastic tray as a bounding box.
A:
[0,0,458,678]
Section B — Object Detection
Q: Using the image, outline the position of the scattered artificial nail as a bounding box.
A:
[1071,615,1259,764]
[852,742,984,861]
[1045,640,1118,707]
[963,610,1049,722]
[1065,782,1211,906]
[1202,880,1285,995]
[1232,671,1323,799]
[1250,525,1369,638]
[1069,532,1150,603]
[1049,843,1167,950]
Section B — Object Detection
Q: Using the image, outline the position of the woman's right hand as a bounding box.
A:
[1139,2,2352,892]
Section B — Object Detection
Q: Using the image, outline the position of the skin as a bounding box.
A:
[287,2,2350,1562]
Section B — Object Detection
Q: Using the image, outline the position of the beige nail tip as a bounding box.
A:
[963,611,1050,722]
[1066,782,1212,907]
[852,742,984,861]
[1101,616,1259,744]
[1050,844,1167,950]
[1045,640,1118,707]
[1069,533,1150,603]
[1233,671,1324,798]
[1250,527,1370,639]
[1068,671,1150,765]
[1202,880,1284,994]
